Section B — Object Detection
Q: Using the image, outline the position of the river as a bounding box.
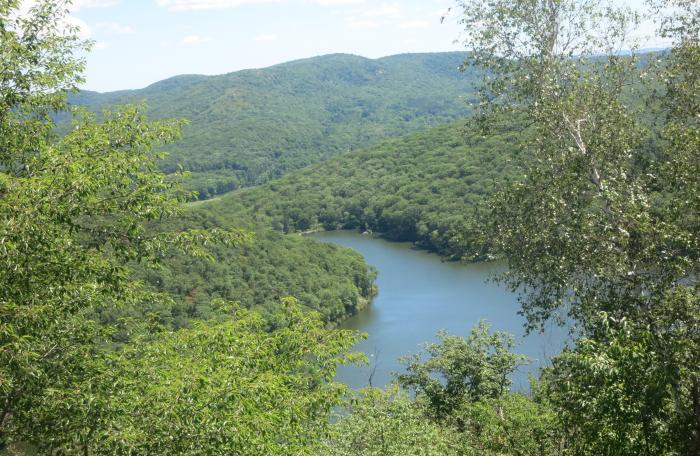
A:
[311,230,568,390]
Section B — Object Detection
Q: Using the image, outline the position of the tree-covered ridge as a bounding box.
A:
[66,52,477,198]
[121,119,515,333]
[123,120,515,329]
[195,120,523,259]
[127,223,377,329]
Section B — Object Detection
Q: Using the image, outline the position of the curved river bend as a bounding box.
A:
[311,231,567,390]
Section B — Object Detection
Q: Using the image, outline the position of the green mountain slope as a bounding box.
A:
[133,120,520,331]
[126,226,377,329]
[68,52,477,198]
[194,120,526,260]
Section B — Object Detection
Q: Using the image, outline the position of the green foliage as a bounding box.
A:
[334,325,560,456]
[542,308,696,456]
[127,226,377,328]
[0,4,367,449]
[397,322,528,419]
[324,387,462,456]
[193,121,523,260]
[0,99,246,450]
[0,0,87,167]
[126,120,517,331]
[24,299,363,455]
[0,2,274,450]
[456,0,700,453]
[5,0,698,453]
[64,52,478,197]
[455,392,561,456]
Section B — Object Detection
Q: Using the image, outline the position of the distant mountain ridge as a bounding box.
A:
[192,119,524,260]
[67,52,478,198]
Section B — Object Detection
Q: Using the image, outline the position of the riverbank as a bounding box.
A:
[311,230,568,390]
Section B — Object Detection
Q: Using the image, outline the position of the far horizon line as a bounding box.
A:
[80,46,669,95]
[80,50,467,94]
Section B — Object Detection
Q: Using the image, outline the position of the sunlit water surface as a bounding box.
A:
[311,231,568,390]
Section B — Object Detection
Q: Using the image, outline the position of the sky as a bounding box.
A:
[63,0,661,93]
[66,0,463,92]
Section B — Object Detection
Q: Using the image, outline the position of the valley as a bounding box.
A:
[313,231,568,390]
[4,0,698,453]
[66,52,479,199]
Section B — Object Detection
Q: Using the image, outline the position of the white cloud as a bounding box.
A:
[93,41,110,49]
[433,7,450,17]
[254,33,277,41]
[366,2,401,18]
[346,20,377,29]
[182,34,213,44]
[400,20,431,29]
[97,22,135,34]
[157,0,280,11]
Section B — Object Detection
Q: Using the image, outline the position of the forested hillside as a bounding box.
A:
[66,52,477,198]
[127,122,507,328]
[4,0,698,453]
[128,221,376,329]
[192,120,525,259]
[126,120,517,330]
[2,4,376,451]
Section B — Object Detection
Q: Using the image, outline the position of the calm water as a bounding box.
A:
[311,231,568,390]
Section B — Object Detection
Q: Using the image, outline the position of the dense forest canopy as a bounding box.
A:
[0,1,363,452]
[128,225,377,330]
[64,52,478,199]
[1,0,698,454]
[193,120,525,259]
[135,120,524,321]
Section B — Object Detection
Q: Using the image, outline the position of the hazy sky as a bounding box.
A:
[66,0,660,93]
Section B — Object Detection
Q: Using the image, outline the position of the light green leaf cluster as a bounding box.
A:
[324,387,462,456]
[542,304,696,455]
[0,1,255,451]
[397,322,527,418]
[328,324,560,456]
[23,299,362,455]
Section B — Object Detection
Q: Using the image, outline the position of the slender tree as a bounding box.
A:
[452,0,698,453]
